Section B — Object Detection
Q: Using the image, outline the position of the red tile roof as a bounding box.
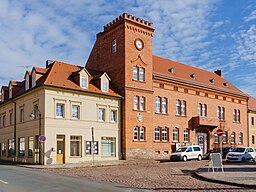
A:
[249,97,256,111]
[153,56,246,96]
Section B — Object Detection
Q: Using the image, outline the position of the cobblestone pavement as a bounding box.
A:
[46,160,256,192]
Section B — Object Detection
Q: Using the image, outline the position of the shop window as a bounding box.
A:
[70,136,82,157]
[101,137,116,157]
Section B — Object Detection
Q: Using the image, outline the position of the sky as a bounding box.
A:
[0,0,255,97]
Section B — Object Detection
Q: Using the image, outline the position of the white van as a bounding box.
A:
[170,145,203,161]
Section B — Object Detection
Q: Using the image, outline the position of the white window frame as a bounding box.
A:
[214,133,219,144]
[112,39,117,53]
[72,105,80,119]
[222,132,227,144]
[134,127,138,141]
[162,97,167,114]
[56,103,64,118]
[173,128,179,142]
[231,132,235,144]
[238,132,243,144]
[81,77,88,89]
[139,68,145,81]
[140,127,145,141]
[156,97,160,113]
[184,129,189,142]
[133,67,138,80]
[134,96,138,110]
[110,109,117,123]
[162,128,168,142]
[155,127,160,141]
[98,108,105,122]
[139,97,145,111]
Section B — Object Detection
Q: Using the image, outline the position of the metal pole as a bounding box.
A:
[92,127,94,166]
[39,113,42,166]
[220,136,222,158]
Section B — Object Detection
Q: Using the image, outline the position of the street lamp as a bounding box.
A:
[30,108,42,165]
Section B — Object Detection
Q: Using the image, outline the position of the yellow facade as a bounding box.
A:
[249,110,256,149]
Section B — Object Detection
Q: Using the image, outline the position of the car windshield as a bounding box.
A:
[232,147,246,153]
[176,147,187,152]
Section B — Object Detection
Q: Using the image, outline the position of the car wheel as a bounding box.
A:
[241,157,245,162]
[198,155,202,161]
[183,156,187,162]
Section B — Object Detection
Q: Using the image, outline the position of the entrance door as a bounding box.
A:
[56,135,65,164]
[196,132,207,154]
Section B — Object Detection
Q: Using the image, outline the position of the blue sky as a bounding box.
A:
[0,0,255,97]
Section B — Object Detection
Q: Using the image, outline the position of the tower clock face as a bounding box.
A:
[135,39,144,50]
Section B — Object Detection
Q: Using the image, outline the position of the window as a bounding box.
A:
[134,96,145,111]
[28,136,34,157]
[98,108,105,121]
[70,136,82,157]
[238,132,243,144]
[3,115,5,127]
[233,109,240,123]
[252,117,255,126]
[184,129,189,142]
[217,106,225,121]
[214,133,219,143]
[102,82,108,92]
[72,105,80,119]
[85,141,98,155]
[134,96,138,110]
[112,39,117,53]
[230,132,235,144]
[198,103,207,117]
[34,104,39,118]
[1,143,6,157]
[101,137,116,157]
[162,98,167,114]
[1,89,4,102]
[223,131,227,144]
[56,103,64,118]
[156,97,160,113]
[139,68,145,81]
[252,136,255,145]
[8,139,14,157]
[20,109,24,123]
[133,66,145,82]
[193,147,201,152]
[110,110,117,122]
[154,127,160,141]
[198,103,201,116]
[173,128,179,142]
[26,79,29,91]
[162,128,168,142]
[134,127,138,141]
[18,138,25,157]
[10,112,13,125]
[176,100,186,116]
[81,77,88,89]
[9,88,12,98]
[140,127,145,141]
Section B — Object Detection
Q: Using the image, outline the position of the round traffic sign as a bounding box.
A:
[216,129,223,137]
[39,135,46,142]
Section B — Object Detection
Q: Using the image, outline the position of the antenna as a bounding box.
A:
[16,65,32,69]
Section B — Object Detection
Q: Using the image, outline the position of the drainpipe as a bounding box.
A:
[11,100,17,163]
[247,99,249,147]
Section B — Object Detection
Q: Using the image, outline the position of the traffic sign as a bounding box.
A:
[216,129,223,137]
[39,135,46,142]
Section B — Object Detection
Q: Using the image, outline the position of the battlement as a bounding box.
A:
[103,13,153,32]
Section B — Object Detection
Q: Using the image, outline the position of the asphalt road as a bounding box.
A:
[0,163,147,192]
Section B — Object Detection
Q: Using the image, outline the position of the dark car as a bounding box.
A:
[205,147,233,159]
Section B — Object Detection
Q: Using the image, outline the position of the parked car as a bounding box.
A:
[226,147,256,162]
[205,147,233,159]
[170,145,203,161]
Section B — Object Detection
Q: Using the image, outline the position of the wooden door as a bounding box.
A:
[56,135,65,164]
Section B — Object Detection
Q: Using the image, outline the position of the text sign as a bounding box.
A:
[208,153,224,172]
[39,135,46,143]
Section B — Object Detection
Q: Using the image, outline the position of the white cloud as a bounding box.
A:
[244,10,256,22]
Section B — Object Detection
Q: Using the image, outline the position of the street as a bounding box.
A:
[0,163,146,192]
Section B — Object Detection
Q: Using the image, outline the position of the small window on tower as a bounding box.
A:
[112,39,117,53]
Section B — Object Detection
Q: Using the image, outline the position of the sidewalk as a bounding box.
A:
[195,161,256,188]
[19,159,159,169]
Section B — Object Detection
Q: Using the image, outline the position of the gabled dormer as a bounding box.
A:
[24,71,31,91]
[31,68,36,88]
[1,87,4,102]
[79,68,91,89]
[8,81,13,99]
[100,73,111,92]
[1,86,8,102]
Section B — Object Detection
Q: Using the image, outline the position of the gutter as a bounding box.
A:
[11,100,17,163]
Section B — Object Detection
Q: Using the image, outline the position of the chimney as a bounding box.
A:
[46,60,54,68]
[214,69,222,77]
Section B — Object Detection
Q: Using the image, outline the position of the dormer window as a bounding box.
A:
[224,82,228,87]
[32,70,36,88]
[112,39,117,53]
[25,73,30,91]
[168,68,175,74]
[81,76,88,89]
[102,81,108,92]
[1,89,4,102]
[210,78,215,84]
[9,87,12,99]
[191,74,196,79]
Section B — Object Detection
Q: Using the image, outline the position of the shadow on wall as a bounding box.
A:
[45,150,53,165]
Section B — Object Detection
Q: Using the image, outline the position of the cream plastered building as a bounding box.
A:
[0,61,122,165]
[249,97,256,149]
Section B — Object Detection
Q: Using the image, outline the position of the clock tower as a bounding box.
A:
[86,13,155,159]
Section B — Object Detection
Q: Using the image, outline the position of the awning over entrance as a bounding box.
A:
[190,116,219,131]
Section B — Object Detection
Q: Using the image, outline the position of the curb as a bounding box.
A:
[193,168,256,189]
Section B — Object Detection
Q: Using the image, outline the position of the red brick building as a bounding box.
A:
[86,13,249,159]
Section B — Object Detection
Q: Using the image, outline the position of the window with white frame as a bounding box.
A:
[238,132,243,144]
[9,87,12,98]
[134,126,145,141]
[133,67,138,80]
[134,96,138,110]
[176,100,181,115]
[1,89,4,102]
[154,127,160,141]
[102,81,108,92]
[184,129,189,142]
[101,137,116,157]
[72,105,80,119]
[56,103,64,118]
[81,77,88,89]
[230,132,235,144]
[181,101,186,116]
[156,97,161,113]
[110,110,117,122]
[140,127,145,141]
[98,108,105,121]
[176,100,186,116]
[162,128,168,142]
[214,133,219,143]
[233,109,240,123]
[112,39,117,53]
[173,128,179,142]
[139,68,145,81]
[134,127,138,141]
[162,97,167,114]
[223,131,227,144]
[217,106,225,121]
[156,97,167,114]
[198,103,207,117]
[134,96,145,111]
[133,66,145,82]
[18,137,25,157]
[139,97,145,111]
[70,136,82,157]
